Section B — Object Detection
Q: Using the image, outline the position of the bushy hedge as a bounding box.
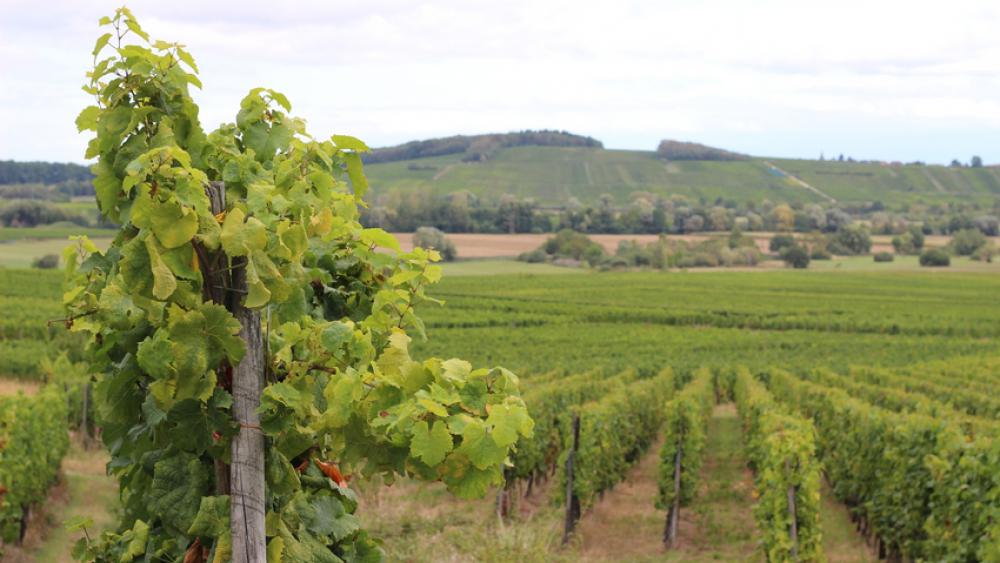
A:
[873,252,894,263]
[657,368,713,515]
[0,385,70,543]
[731,368,823,562]
[768,369,1000,561]
[919,248,950,267]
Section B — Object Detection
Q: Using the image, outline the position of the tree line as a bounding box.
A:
[361,187,1000,238]
[362,130,603,164]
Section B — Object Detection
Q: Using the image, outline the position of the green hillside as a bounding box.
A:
[364,146,1000,207]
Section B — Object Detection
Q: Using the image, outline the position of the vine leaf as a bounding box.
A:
[410,420,453,466]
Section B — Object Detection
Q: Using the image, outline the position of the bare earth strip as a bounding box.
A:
[922,169,949,194]
[0,378,40,396]
[764,161,837,203]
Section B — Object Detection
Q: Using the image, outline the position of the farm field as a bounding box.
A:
[2,264,999,560]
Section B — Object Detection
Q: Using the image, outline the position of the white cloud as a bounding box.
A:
[1,0,999,163]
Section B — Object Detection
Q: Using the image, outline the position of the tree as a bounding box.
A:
[66,10,532,561]
[780,245,810,269]
[892,226,925,255]
[769,204,795,232]
[413,226,457,261]
[971,156,983,168]
[828,224,872,255]
[950,228,987,255]
[769,233,796,253]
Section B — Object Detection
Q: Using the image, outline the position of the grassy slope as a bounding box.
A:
[365,146,1000,206]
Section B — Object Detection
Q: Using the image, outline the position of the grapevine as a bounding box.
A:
[64,8,532,561]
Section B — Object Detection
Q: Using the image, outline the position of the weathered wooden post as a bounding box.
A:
[561,414,581,545]
[201,182,266,562]
[785,459,799,561]
[664,444,683,547]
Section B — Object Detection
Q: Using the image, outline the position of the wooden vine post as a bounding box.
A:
[664,444,682,547]
[203,183,267,562]
[230,274,265,562]
[562,414,581,545]
[785,458,799,561]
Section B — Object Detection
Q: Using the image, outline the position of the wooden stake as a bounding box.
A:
[562,415,581,545]
[665,446,682,547]
[786,459,799,561]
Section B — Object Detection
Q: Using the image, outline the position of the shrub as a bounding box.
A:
[873,252,894,263]
[950,228,987,256]
[780,245,810,269]
[769,234,796,253]
[919,248,951,267]
[972,243,996,263]
[829,225,872,255]
[537,229,605,262]
[810,248,832,260]
[31,254,60,269]
[892,227,925,255]
[412,226,457,261]
[518,248,548,263]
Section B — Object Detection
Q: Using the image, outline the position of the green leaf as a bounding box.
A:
[266,538,285,562]
[145,236,177,300]
[187,495,230,537]
[136,329,176,379]
[75,106,101,132]
[148,452,210,534]
[243,256,271,308]
[321,371,362,429]
[64,515,94,532]
[304,495,359,542]
[122,519,150,561]
[344,153,368,198]
[269,90,292,112]
[199,304,245,363]
[441,454,502,499]
[410,420,453,466]
[320,321,353,352]
[92,32,113,56]
[486,402,534,447]
[151,204,199,249]
[458,419,507,470]
[176,47,199,73]
[360,228,400,252]
[221,208,267,257]
[331,134,369,152]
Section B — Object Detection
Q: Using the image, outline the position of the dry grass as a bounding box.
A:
[569,438,668,561]
[356,475,564,562]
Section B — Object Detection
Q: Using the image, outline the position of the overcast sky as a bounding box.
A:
[2,0,999,164]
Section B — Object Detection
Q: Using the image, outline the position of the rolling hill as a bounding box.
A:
[364,144,1000,208]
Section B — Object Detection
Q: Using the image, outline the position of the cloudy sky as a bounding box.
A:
[2,0,999,164]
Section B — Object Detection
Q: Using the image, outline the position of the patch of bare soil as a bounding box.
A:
[0,378,40,396]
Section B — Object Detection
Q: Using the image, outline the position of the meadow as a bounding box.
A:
[2,261,998,561]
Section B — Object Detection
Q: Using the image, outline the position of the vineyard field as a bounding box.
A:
[2,264,998,560]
